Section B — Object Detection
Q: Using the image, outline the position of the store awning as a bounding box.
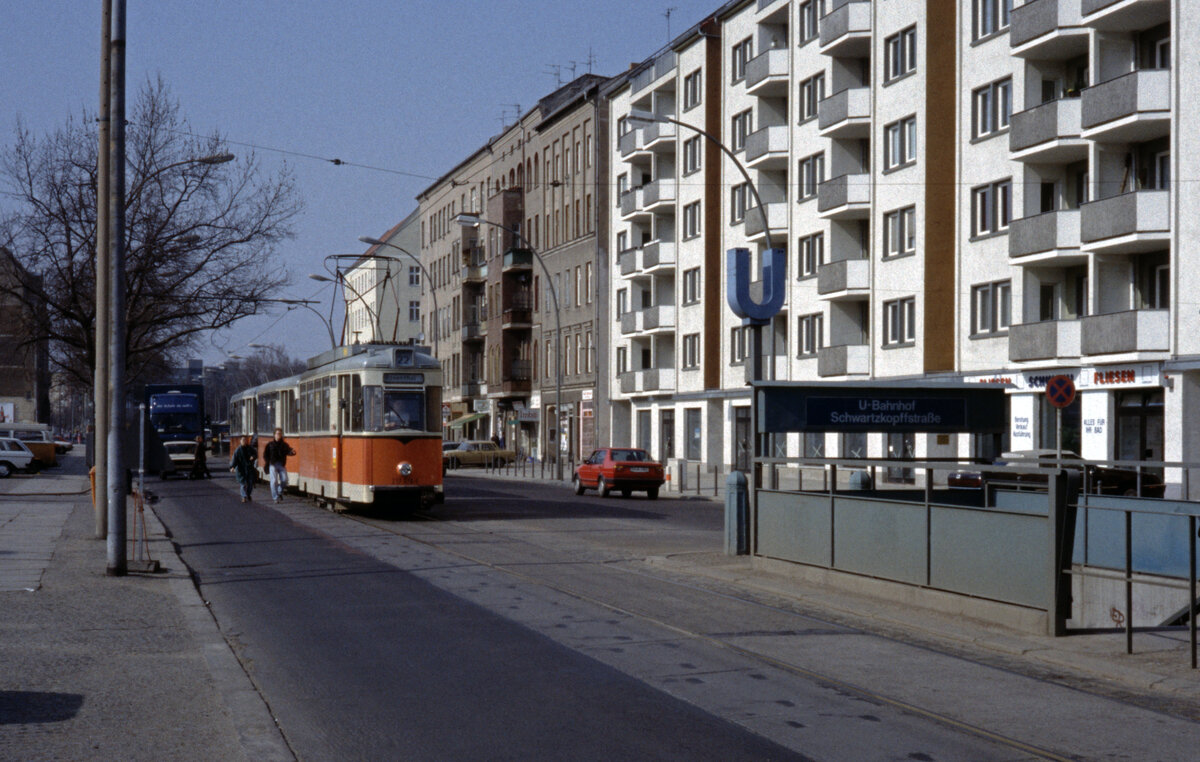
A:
[445,411,487,429]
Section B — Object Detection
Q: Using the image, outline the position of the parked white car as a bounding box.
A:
[0,437,36,477]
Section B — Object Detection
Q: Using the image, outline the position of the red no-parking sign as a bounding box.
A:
[1045,375,1076,409]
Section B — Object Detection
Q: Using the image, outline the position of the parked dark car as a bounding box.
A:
[955,450,1165,497]
[573,447,665,499]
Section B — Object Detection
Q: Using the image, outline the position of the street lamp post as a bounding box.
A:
[279,298,337,349]
[455,213,564,481]
[358,236,439,357]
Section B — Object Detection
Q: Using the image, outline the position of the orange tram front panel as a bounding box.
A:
[274,433,442,507]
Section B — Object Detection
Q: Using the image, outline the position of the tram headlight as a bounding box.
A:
[398,461,413,477]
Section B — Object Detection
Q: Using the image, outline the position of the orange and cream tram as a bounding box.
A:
[229,344,443,510]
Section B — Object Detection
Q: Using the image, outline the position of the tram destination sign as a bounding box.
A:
[756,383,1008,434]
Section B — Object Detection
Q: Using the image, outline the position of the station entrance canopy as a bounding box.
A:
[755,381,1009,434]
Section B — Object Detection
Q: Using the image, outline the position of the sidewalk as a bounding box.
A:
[0,458,289,761]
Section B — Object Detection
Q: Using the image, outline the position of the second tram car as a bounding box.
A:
[230,344,443,510]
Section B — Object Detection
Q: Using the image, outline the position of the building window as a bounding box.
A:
[683,201,702,239]
[616,173,628,204]
[731,37,753,82]
[408,300,420,322]
[616,288,627,319]
[799,72,825,122]
[585,262,592,304]
[730,326,748,365]
[730,182,749,223]
[408,266,420,286]
[683,69,702,110]
[685,408,702,460]
[972,77,1012,139]
[799,0,820,43]
[971,179,1012,237]
[682,267,701,304]
[971,280,1012,336]
[616,230,628,253]
[798,152,825,200]
[973,0,1012,40]
[885,26,917,82]
[585,331,593,373]
[616,346,627,375]
[883,206,916,258]
[798,232,824,277]
[683,333,700,369]
[574,266,582,307]
[884,116,917,169]
[883,297,916,346]
[683,136,702,175]
[797,313,823,357]
[731,109,753,152]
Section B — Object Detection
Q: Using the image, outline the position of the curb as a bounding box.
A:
[142,503,296,762]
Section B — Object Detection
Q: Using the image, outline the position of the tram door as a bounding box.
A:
[336,374,350,500]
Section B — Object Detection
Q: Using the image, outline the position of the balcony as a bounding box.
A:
[631,50,677,95]
[817,173,870,219]
[619,368,677,396]
[618,246,639,277]
[498,360,533,395]
[1081,309,1169,356]
[1008,210,1084,264]
[744,202,789,243]
[462,262,487,283]
[1009,98,1086,163]
[618,127,646,159]
[502,248,533,271]
[642,120,677,152]
[1081,70,1170,142]
[819,0,871,58]
[817,258,870,300]
[744,125,789,170]
[619,187,648,221]
[501,296,533,329]
[1080,191,1169,254]
[461,322,484,342]
[1081,0,1170,31]
[461,381,483,397]
[817,344,869,377]
[1010,0,1088,59]
[641,239,677,273]
[745,48,789,98]
[620,305,677,336]
[1009,319,1081,362]
[642,178,677,213]
[818,87,871,139]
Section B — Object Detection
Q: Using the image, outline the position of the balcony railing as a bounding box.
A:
[1009,98,1085,162]
[619,187,646,219]
[744,201,788,241]
[461,322,484,341]
[631,50,677,94]
[1080,191,1169,251]
[1081,70,1170,140]
[619,368,677,395]
[818,87,871,138]
[618,247,639,277]
[819,0,871,57]
[618,127,645,158]
[642,120,677,151]
[642,178,677,211]
[817,258,870,298]
[745,48,789,97]
[817,173,871,218]
[1010,0,1086,55]
[744,125,789,169]
[817,343,869,377]
[462,262,487,282]
[1009,319,1081,362]
[502,249,533,270]
[642,240,676,271]
[1081,309,1169,356]
[1008,209,1081,260]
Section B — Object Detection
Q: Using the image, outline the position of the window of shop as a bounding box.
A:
[1039,396,1081,454]
[1115,390,1164,463]
[660,410,675,462]
[637,409,652,453]
[686,408,702,460]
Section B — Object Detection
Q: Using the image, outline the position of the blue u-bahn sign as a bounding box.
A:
[726,247,786,325]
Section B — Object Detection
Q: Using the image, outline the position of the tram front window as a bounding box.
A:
[382,392,424,431]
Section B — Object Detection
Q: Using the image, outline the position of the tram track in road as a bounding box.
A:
[326,489,1200,762]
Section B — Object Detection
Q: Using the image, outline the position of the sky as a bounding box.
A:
[0,0,720,366]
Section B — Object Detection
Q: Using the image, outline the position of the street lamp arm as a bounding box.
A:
[281,299,337,349]
[627,111,774,251]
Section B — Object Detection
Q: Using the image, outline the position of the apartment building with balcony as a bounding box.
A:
[346,208,424,345]
[603,0,1196,487]
[417,75,609,461]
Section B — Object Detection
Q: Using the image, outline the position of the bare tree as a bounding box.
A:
[0,77,302,389]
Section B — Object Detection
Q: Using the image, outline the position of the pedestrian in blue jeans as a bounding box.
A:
[262,428,296,503]
[230,435,258,502]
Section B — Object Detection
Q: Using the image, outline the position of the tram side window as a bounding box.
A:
[257,395,275,436]
[351,376,363,431]
[230,401,241,436]
[321,378,332,432]
[363,386,383,431]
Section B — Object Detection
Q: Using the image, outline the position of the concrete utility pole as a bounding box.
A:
[94,0,111,539]
[106,0,127,576]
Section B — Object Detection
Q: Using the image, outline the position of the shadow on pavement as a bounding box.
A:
[0,691,84,724]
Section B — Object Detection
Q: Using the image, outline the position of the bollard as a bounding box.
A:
[725,470,749,555]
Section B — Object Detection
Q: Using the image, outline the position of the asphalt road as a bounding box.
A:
[154,472,1200,761]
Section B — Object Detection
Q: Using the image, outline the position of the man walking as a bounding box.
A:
[230,435,258,503]
[263,427,296,504]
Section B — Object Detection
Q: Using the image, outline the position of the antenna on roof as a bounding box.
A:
[567,61,578,81]
[498,103,522,130]
[665,6,679,41]
[543,64,563,87]
[585,48,597,75]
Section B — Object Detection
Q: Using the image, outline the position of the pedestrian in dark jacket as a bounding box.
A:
[189,435,210,480]
[262,428,296,503]
[230,435,258,502]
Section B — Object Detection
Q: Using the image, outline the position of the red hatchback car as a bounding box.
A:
[574,448,665,499]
